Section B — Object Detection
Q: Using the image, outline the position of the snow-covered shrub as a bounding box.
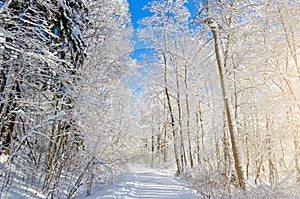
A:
[233,183,300,199]
[184,162,238,198]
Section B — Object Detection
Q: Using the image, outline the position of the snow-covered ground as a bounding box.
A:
[2,162,300,198]
[0,176,46,199]
[84,164,202,199]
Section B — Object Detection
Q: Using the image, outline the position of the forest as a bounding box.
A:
[0,0,299,198]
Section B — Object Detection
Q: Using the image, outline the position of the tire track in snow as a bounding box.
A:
[87,165,201,199]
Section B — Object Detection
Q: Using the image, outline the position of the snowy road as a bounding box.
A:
[87,164,201,199]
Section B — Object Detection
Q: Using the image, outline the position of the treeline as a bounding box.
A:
[0,0,133,198]
[135,0,300,197]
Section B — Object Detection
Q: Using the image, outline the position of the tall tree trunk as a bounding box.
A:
[184,65,193,167]
[163,121,167,163]
[0,63,20,156]
[208,19,246,189]
[157,131,161,166]
[151,122,155,168]
[163,54,182,174]
[174,63,187,170]
[286,106,300,182]
[195,94,205,165]
[163,99,168,163]
[265,114,276,184]
[244,115,250,180]
[223,121,231,180]
[195,110,201,165]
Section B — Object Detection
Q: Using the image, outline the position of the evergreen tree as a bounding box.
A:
[0,0,89,197]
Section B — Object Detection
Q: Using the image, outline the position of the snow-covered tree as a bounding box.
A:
[138,0,194,174]
[0,0,89,197]
[136,0,300,196]
[74,0,135,195]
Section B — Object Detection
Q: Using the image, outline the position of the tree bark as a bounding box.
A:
[174,62,187,170]
[163,54,182,174]
[184,65,193,167]
[208,19,246,189]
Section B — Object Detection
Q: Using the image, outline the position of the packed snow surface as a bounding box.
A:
[86,164,201,199]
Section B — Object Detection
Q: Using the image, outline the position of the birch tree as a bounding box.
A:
[139,0,192,174]
[193,0,300,190]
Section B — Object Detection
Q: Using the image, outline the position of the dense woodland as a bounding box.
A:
[0,0,299,198]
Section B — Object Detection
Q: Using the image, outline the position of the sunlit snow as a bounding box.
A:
[83,164,201,199]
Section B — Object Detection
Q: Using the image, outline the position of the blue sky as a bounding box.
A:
[127,1,154,96]
[128,0,153,29]
[127,0,197,61]
[127,0,197,28]
[127,0,154,62]
[126,0,197,96]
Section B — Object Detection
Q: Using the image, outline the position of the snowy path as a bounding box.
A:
[87,164,201,199]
